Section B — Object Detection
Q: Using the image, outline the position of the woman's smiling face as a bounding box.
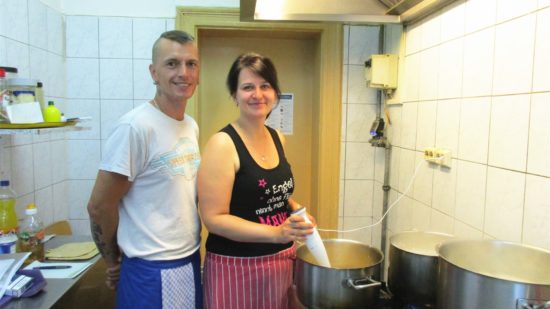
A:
[234,68,277,118]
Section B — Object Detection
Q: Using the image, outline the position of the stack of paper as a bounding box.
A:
[45,242,99,260]
[24,261,93,279]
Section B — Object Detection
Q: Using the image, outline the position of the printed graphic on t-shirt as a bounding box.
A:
[256,177,294,226]
[150,137,200,180]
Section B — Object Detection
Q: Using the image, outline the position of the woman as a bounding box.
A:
[198,52,315,309]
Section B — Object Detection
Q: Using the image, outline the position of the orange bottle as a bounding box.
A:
[17,203,45,262]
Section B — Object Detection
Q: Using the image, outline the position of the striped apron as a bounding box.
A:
[203,246,296,309]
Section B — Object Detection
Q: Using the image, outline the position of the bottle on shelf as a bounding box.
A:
[0,180,18,254]
[35,81,46,114]
[17,203,45,262]
[0,69,9,123]
[43,100,61,122]
[6,78,36,104]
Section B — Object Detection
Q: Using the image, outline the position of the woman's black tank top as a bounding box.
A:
[205,124,294,257]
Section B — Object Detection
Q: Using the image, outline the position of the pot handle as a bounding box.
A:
[346,277,381,290]
[517,299,550,309]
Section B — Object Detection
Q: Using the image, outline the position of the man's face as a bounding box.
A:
[149,39,200,102]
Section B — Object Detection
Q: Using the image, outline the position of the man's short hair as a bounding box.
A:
[152,30,195,63]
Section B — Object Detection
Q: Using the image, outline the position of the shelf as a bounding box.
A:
[0,121,88,135]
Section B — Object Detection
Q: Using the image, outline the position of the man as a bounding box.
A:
[87,30,202,308]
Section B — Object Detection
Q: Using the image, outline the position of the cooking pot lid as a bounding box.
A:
[390,231,454,256]
[439,240,550,285]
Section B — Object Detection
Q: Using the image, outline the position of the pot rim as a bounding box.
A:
[390,230,454,257]
[438,239,550,285]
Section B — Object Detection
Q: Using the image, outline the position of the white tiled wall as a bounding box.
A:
[385,0,550,252]
[0,0,66,227]
[0,0,175,234]
[339,25,383,247]
[64,15,175,233]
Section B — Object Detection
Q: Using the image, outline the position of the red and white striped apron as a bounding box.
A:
[203,246,296,309]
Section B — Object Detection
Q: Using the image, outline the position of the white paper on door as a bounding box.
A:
[266,93,293,135]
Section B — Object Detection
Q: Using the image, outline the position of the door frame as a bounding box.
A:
[176,7,341,235]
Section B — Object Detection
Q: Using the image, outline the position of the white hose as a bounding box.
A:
[317,159,426,233]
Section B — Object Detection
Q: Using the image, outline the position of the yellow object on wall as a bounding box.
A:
[365,54,398,89]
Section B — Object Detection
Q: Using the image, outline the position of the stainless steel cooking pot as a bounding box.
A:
[438,240,550,309]
[295,239,384,309]
[388,231,453,307]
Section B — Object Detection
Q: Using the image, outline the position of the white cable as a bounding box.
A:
[317,159,426,233]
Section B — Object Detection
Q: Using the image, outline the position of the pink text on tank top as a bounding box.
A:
[258,212,288,226]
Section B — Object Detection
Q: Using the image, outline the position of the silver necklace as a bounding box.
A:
[258,128,269,161]
[237,123,268,161]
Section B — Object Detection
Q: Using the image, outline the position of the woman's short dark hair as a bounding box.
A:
[226,53,281,100]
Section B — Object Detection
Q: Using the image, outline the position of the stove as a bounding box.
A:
[374,282,411,309]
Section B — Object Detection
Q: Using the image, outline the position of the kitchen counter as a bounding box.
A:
[3,235,102,309]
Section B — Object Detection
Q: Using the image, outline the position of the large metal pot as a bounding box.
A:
[388,231,453,307]
[438,240,550,309]
[295,239,384,309]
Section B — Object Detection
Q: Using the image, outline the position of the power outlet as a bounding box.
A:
[424,147,451,168]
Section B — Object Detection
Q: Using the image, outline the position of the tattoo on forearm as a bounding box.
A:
[91,222,119,262]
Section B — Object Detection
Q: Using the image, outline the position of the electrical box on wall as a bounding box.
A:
[365,54,398,89]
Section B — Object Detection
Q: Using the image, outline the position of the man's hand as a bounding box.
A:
[105,255,122,290]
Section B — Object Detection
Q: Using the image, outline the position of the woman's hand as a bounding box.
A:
[275,214,314,243]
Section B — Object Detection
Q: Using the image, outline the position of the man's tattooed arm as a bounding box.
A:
[91,221,120,263]
[87,170,129,265]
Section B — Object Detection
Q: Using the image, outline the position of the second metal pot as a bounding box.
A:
[437,239,550,309]
[388,231,453,307]
[295,239,384,309]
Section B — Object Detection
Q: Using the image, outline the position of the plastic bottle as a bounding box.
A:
[0,69,9,123]
[12,90,35,103]
[292,207,331,267]
[17,203,45,262]
[0,180,18,234]
[43,100,61,122]
[0,67,18,121]
[5,78,36,104]
[0,180,18,254]
[36,81,46,113]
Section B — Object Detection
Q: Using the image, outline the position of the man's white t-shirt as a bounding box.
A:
[100,102,201,260]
